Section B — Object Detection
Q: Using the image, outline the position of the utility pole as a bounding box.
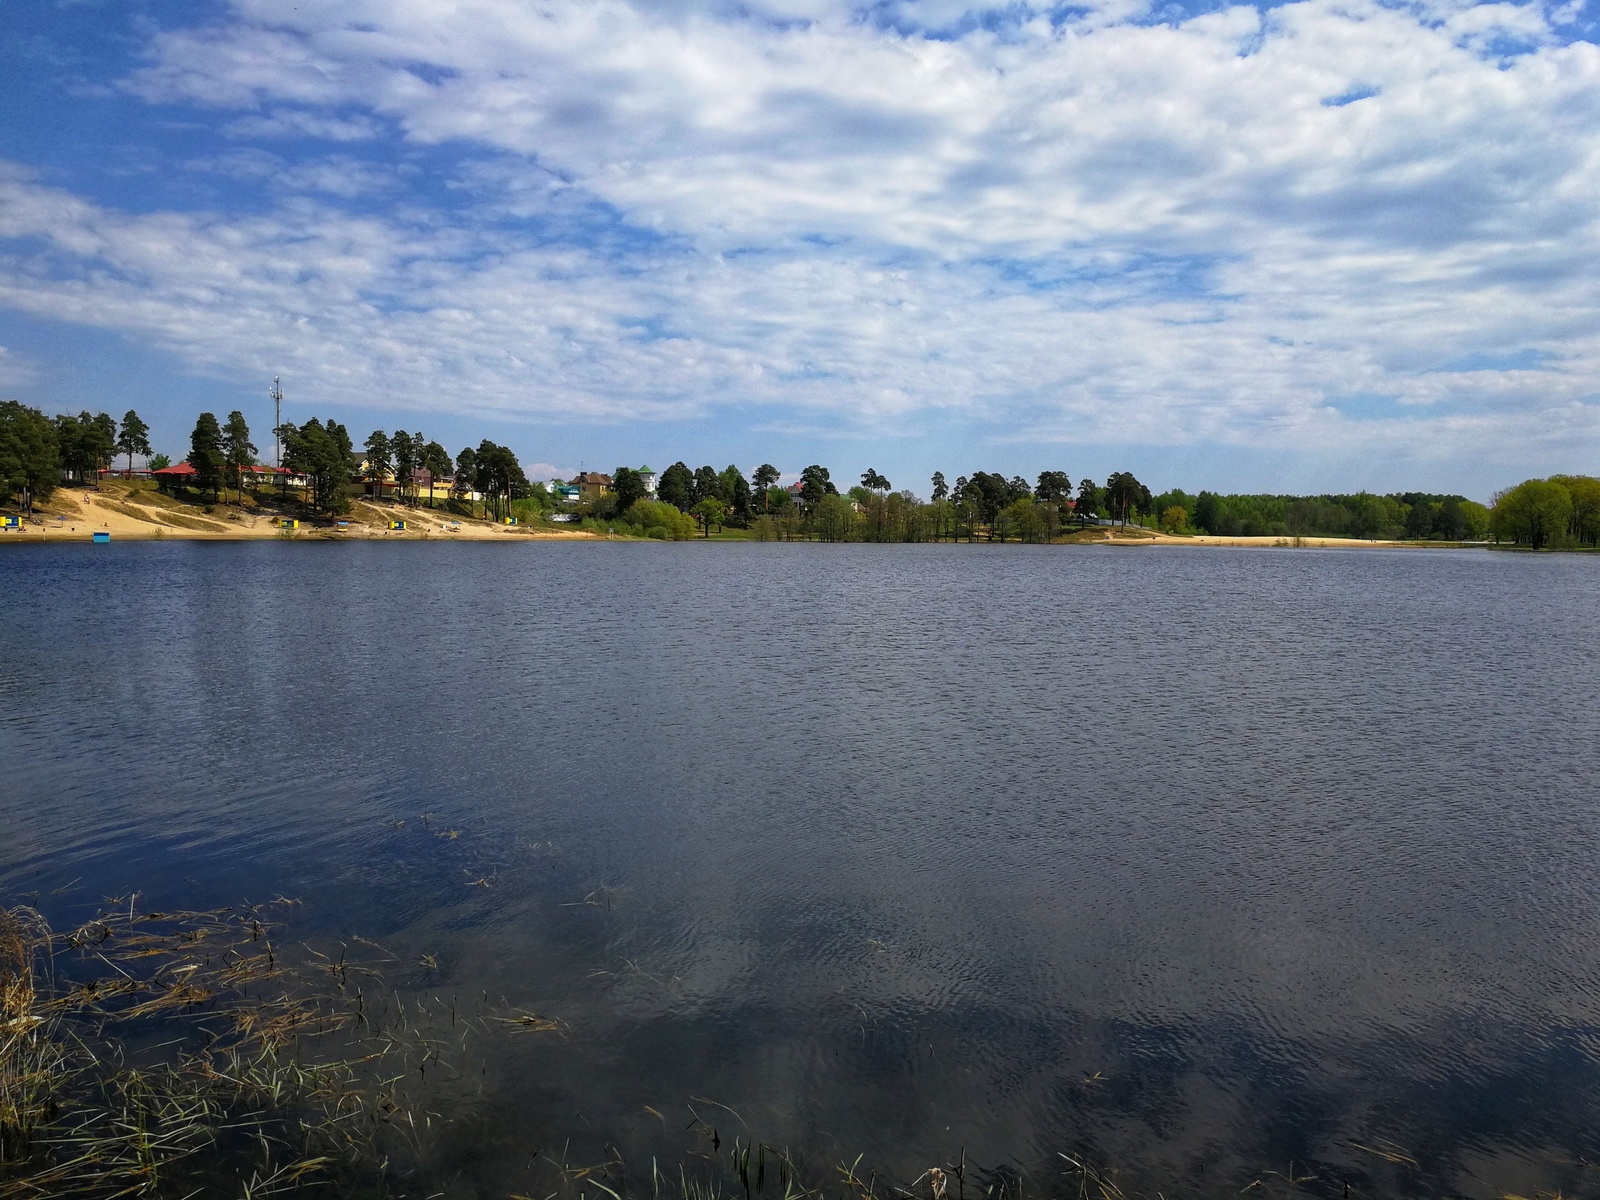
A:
[270,376,284,468]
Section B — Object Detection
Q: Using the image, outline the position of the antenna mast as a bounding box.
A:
[270,376,284,468]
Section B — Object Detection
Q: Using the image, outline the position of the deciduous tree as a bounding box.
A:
[1491,478,1572,549]
[692,496,727,537]
[1550,475,1600,546]
[813,493,856,541]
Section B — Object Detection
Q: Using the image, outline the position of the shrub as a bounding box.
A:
[622,499,696,540]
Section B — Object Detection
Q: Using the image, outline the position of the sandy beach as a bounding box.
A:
[1,484,600,543]
[1101,531,1417,548]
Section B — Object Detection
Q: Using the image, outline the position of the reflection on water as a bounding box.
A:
[4,541,1600,1196]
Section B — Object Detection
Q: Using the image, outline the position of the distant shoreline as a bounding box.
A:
[2,523,1481,550]
[0,482,1517,549]
[0,525,600,544]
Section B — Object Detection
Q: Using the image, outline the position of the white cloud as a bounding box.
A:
[223,110,383,142]
[186,150,399,198]
[128,0,1600,253]
[0,0,1596,474]
[0,344,38,391]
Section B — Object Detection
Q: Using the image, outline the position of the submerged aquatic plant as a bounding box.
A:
[4,897,1127,1200]
[0,898,477,1197]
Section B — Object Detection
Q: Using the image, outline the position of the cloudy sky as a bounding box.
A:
[2,0,1597,495]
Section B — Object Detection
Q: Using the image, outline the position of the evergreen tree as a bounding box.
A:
[222,410,256,500]
[422,441,453,507]
[799,464,834,507]
[281,418,350,512]
[190,413,225,500]
[658,461,694,510]
[0,400,60,513]
[1034,470,1072,502]
[1404,498,1435,540]
[392,431,417,505]
[612,466,647,511]
[692,465,722,503]
[54,411,116,484]
[721,464,751,520]
[1076,478,1102,520]
[115,410,151,473]
[752,463,780,510]
[469,441,529,520]
[454,447,478,516]
[363,430,393,499]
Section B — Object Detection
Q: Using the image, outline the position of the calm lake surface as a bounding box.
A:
[4,541,1599,1197]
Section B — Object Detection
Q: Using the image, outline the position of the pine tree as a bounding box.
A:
[115,410,151,473]
[222,411,256,501]
[190,413,225,500]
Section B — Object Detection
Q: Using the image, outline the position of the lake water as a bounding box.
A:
[4,541,1599,1198]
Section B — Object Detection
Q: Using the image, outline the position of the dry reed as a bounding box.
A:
[4,899,1168,1200]
[0,898,475,1198]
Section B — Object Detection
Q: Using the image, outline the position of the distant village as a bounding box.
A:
[134,459,747,524]
[133,456,660,515]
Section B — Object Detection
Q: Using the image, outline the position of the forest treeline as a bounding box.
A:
[1153,489,1492,542]
[2,399,1595,548]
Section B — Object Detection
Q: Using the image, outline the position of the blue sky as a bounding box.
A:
[2,0,1598,498]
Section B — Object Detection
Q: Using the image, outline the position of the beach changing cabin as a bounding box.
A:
[278,518,299,529]
[2,515,19,530]
[388,519,407,531]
